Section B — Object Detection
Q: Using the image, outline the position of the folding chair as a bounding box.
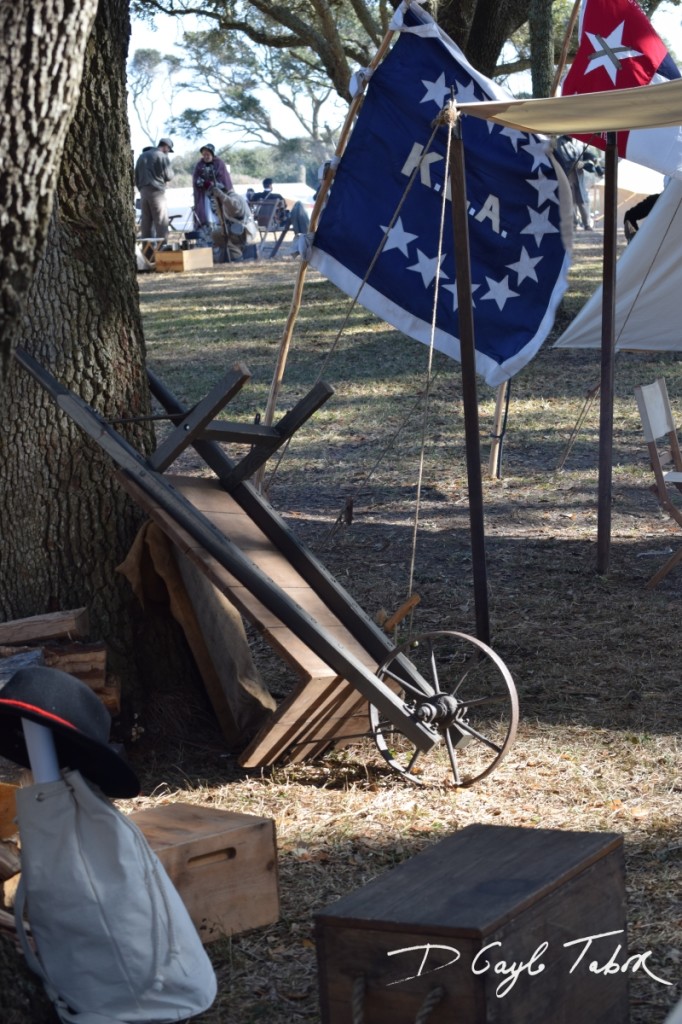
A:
[634,377,682,588]
[251,198,290,258]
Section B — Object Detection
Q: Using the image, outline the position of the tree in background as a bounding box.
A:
[128,47,182,146]
[170,28,343,148]
[131,0,674,111]
[172,141,323,187]
[133,0,536,87]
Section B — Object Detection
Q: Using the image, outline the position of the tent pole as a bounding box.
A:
[596,133,618,574]
[448,112,490,645]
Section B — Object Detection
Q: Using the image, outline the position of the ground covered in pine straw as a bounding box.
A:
[131,233,681,1023]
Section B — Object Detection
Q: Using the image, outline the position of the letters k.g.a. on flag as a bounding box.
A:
[561,0,682,175]
[308,2,571,388]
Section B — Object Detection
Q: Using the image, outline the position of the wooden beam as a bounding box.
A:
[147,369,408,671]
[220,381,335,488]
[0,608,89,645]
[13,349,436,753]
[149,363,252,473]
[200,422,281,446]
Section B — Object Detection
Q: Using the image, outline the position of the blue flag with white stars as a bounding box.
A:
[309,2,572,387]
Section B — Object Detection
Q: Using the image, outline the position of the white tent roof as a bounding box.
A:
[555,177,682,350]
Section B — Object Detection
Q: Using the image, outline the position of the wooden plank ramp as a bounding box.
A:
[118,474,375,768]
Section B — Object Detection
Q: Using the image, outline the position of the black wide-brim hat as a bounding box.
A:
[0,667,140,798]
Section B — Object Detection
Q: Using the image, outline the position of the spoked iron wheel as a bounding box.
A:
[369,630,519,787]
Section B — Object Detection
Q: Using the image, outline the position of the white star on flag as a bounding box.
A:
[454,80,480,104]
[421,72,450,107]
[521,138,553,171]
[407,249,449,287]
[481,275,519,311]
[585,23,643,84]
[507,247,542,284]
[521,207,560,246]
[500,126,526,151]
[380,218,418,256]
[527,170,560,207]
[443,280,480,311]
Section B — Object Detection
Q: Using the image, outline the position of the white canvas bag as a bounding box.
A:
[14,769,217,1023]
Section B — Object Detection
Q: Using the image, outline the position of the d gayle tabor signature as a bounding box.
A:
[386,930,673,998]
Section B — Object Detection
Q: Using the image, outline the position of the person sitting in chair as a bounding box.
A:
[251,177,310,253]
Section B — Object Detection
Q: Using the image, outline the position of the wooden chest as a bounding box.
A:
[314,824,628,1023]
[131,803,279,943]
[155,247,213,272]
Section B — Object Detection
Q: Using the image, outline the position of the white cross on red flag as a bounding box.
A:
[562,0,682,174]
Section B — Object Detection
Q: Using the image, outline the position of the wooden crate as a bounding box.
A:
[314,824,628,1024]
[155,248,213,272]
[131,803,279,943]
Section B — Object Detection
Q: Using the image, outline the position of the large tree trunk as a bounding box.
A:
[450,0,532,77]
[530,0,555,97]
[0,0,203,744]
[0,0,98,372]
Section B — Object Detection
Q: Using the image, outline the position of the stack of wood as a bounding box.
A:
[0,607,119,714]
[0,781,21,940]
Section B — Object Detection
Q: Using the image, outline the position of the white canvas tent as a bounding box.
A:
[555,176,682,350]
[591,159,665,229]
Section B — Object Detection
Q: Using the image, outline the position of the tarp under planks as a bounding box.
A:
[118,521,275,747]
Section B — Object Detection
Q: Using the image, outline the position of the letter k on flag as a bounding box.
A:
[562,0,682,173]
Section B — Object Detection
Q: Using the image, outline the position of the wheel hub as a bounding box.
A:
[415,694,472,747]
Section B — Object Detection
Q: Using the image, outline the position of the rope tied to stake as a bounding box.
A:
[433,99,459,129]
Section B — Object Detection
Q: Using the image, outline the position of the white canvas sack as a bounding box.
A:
[14,768,217,1023]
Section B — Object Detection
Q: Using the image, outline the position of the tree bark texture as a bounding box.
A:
[530,0,555,97]
[0,0,98,372]
[0,0,204,741]
[458,0,532,78]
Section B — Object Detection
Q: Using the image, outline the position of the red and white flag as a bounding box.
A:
[562,0,682,176]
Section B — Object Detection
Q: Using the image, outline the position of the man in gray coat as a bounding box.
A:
[134,138,175,241]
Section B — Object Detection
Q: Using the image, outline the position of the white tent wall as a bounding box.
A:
[590,159,665,229]
[554,176,682,351]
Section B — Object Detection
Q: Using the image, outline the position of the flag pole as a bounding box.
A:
[448,105,490,645]
[596,132,618,574]
[257,25,398,493]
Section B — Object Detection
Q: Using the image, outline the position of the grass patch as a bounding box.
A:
[134,238,682,1023]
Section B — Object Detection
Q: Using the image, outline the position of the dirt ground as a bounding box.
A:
[2,229,678,1022]
[126,229,682,1023]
